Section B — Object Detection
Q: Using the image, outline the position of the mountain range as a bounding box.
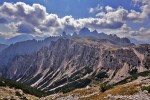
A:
[0,34,45,45]
[0,28,149,45]
[0,28,149,96]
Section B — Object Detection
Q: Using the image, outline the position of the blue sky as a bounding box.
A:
[0,0,149,41]
[0,0,136,18]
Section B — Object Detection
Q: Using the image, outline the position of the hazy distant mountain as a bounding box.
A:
[0,29,148,45]
[0,44,8,52]
[5,34,34,45]
[0,36,6,44]
[0,36,59,67]
[0,34,46,45]
[5,34,46,45]
[78,28,132,45]
[128,37,150,45]
[78,27,108,38]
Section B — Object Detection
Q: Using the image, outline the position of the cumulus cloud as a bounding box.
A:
[97,7,128,21]
[96,6,149,23]
[0,1,149,41]
[0,2,48,37]
[128,27,150,41]
[128,0,150,22]
[131,27,150,36]
[95,0,150,23]
[93,0,150,41]
[105,6,114,12]
[97,24,132,38]
[0,2,47,25]
[97,24,150,41]
[127,10,142,21]
[0,2,127,38]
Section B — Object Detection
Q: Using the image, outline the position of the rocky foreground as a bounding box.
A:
[0,73,149,100]
[41,76,150,100]
[0,87,38,100]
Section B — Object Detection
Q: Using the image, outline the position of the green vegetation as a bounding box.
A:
[15,91,22,97]
[68,66,93,82]
[47,78,91,94]
[89,71,108,87]
[90,70,150,94]
[142,86,150,93]
[62,78,91,94]
[0,77,47,97]
[144,61,150,68]
[116,70,150,85]
[26,73,43,85]
[94,71,108,79]
[100,84,113,92]
[131,70,150,78]
[62,88,74,93]
[128,68,138,75]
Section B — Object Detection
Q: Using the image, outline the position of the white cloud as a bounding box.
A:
[89,8,95,13]
[97,24,150,41]
[96,6,150,23]
[105,6,114,12]
[128,27,150,41]
[96,0,150,23]
[129,0,150,22]
[89,4,103,13]
[0,2,126,38]
[0,1,149,41]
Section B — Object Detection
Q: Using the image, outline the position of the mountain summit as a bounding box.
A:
[0,34,149,95]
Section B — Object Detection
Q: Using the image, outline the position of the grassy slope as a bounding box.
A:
[0,77,47,97]
[52,70,149,100]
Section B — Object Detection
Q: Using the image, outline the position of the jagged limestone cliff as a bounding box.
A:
[1,37,149,94]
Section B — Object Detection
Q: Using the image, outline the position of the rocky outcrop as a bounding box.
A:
[1,37,149,94]
[0,37,59,68]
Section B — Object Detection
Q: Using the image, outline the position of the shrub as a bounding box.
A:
[0,77,47,97]
[100,84,113,92]
[62,88,74,93]
[95,71,108,79]
[142,86,150,93]
[15,91,22,97]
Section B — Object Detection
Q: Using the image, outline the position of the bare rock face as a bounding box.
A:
[1,37,150,94]
[0,37,58,68]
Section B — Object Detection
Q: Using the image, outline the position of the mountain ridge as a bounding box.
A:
[0,36,149,94]
[0,28,149,95]
[0,28,146,45]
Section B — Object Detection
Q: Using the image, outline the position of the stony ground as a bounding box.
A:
[0,76,149,100]
[42,76,150,100]
[104,76,150,100]
[0,86,38,100]
[105,90,150,100]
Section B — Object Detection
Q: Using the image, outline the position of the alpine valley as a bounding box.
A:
[0,28,149,100]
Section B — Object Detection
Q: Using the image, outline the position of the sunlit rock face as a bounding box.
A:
[0,36,149,93]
